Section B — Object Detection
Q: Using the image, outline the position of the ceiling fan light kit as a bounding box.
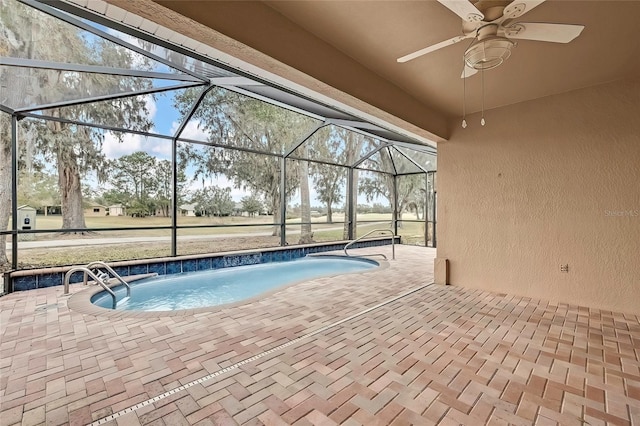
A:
[464,35,515,70]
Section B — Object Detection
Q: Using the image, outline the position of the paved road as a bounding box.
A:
[8,224,373,249]
[12,231,272,249]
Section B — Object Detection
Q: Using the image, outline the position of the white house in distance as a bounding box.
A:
[180,204,196,217]
[84,203,107,216]
[108,204,126,216]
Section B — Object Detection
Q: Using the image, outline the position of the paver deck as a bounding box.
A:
[1,245,639,425]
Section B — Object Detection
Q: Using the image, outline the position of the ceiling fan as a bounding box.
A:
[397,0,585,78]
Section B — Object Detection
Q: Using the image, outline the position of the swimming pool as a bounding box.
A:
[91,256,378,311]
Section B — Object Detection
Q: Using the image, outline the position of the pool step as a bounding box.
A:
[63,261,131,310]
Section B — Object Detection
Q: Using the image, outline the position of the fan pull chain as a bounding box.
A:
[481,67,486,126]
[462,59,467,129]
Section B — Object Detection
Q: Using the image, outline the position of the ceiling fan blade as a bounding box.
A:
[397,34,471,63]
[437,0,484,23]
[506,22,585,43]
[502,0,546,20]
[461,65,478,79]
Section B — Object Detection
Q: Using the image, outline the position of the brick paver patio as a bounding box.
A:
[1,245,639,425]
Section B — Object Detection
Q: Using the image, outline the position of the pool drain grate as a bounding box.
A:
[89,282,433,425]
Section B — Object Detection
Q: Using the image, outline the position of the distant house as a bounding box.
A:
[35,205,62,216]
[180,204,196,217]
[84,203,107,216]
[108,204,126,216]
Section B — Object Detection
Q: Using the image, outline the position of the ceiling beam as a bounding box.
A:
[1,57,204,82]
[13,82,204,113]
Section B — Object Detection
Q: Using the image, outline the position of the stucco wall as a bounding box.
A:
[437,77,640,314]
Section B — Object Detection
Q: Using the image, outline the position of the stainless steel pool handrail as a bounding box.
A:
[83,261,131,300]
[344,228,395,260]
[63,266,118,309]
[63,261,131,309]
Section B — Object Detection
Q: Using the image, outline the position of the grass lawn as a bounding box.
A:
[18,236,283,267]
[10,213,429,268]
[25,214,276,238]
[15,212,420,231]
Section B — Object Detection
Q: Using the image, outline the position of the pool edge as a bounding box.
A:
[68,255,390,318]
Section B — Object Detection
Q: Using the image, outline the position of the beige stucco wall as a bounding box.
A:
[437,77,640,314]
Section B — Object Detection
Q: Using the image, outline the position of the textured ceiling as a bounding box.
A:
[263,0,640,116]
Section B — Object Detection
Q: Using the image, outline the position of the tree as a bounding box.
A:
[0,0,153,246]
[190,189,207,217]
[397,176,426,221]
[360,169,426,224]
[155,159,188,218]
[241,194,262,217]
[103,156,186,217]
[17,169,60,210]
[309,127,347,223]
[191,186,234,217]
[297,156,313,244]
[174,87,317,235]
[312,164,345,223]
[406,188,426,220]
[210,187,235,216]
[101,188,131,208]
[343,132,365,239]
[0,0,42,265]
[43,87,151,228]
[109,152,158,216]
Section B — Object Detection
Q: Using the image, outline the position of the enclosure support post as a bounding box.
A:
[347,167,354,240]
[280,157,287,246]
[11,115,18,270]
[425,172,429,247]
[393,175,398,238]
[432,172,437,248]
[171,85,213,256]
[171,137,178,256]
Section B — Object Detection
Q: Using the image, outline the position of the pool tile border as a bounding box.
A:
[4,237,398,293]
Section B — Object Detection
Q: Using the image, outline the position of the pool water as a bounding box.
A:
[91,256,378,311]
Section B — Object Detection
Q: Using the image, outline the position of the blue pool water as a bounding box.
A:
[91,256,378,311]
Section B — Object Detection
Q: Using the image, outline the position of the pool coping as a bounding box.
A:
[67,254,390,318]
